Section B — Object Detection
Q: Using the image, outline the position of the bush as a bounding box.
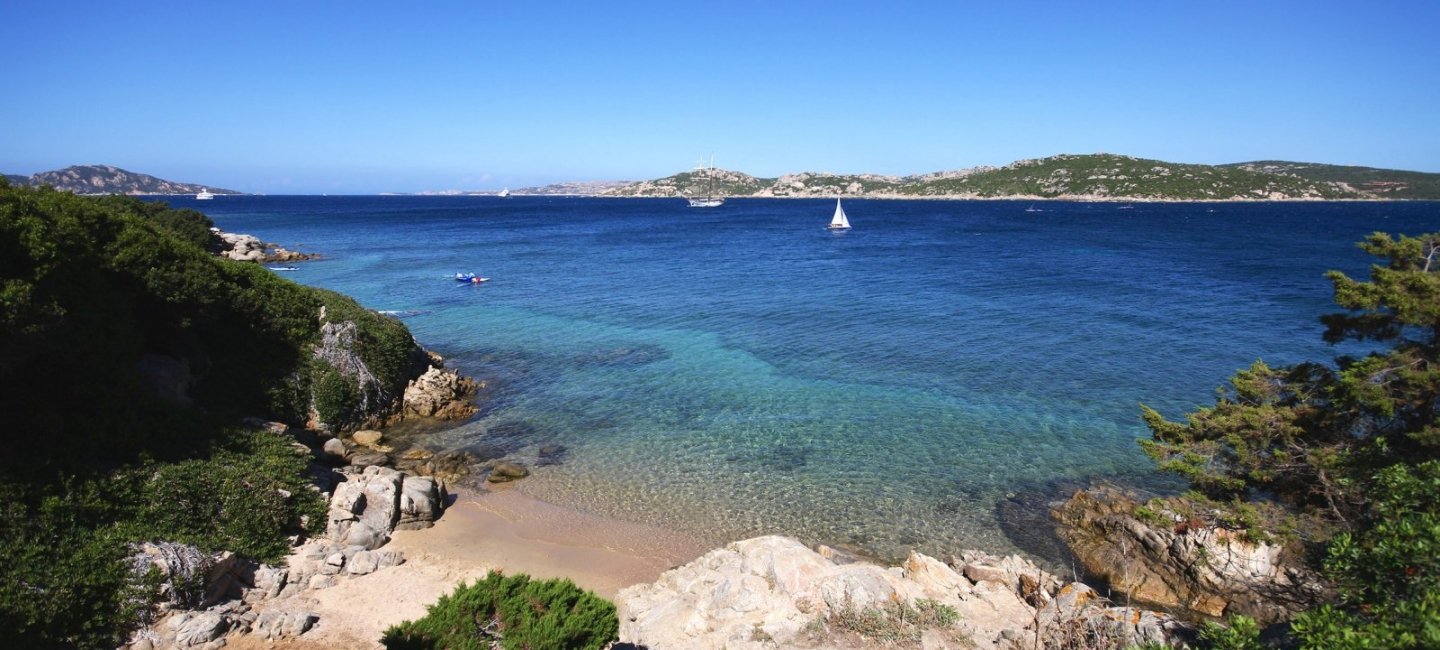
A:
[381,572,619,650]
[0,426,327,647]
[123,428,328,563]
[0,481,147,649]
[1142,233,1440,648]
[1197,615,1263,650]
[1288,461,1440,649]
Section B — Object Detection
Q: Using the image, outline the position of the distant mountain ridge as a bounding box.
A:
[604,154,1440,201]
[3,165,241,195]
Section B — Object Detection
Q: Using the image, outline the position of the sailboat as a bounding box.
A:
[827,199,851,230]
[687,156,725,208]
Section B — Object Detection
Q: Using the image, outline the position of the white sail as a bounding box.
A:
[828,199,851,230]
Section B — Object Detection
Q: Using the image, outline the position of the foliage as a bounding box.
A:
[121,428,328,562]
[1288,461,1440,649]
[313,364,361,430]
[0,184,421,477]
[381,571,619,650]
[1197,615,1263,650]
[0,185,410,646]
[0,427,325,648]
[0,481,147,649]
[1142,232,1440,647]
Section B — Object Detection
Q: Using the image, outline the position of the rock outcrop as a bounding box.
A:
[618,535,1189,650]
[214,228,314,263]
[124,452,446,648]
[402,366,479,420]
[1052,485,1328,624]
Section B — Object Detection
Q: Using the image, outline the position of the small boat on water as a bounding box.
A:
[1024,204,1041,213]
[196,189,215,200]
[827,199,852,231]
[454,272,490,284]
[267,266,299,271]
[498,188,510,198]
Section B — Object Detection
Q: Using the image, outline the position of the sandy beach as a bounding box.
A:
[238,486,713,649]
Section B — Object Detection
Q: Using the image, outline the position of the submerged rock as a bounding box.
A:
[486,461,529,483]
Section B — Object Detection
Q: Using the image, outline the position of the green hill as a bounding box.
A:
[1223,160,1440,200]
[7,165,242,195]
[900,154,1362,200]
[606,153,1421,201]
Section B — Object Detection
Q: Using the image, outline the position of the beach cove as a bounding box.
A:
[184,195,1440,565]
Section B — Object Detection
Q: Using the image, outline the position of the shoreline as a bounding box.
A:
[263,486,713,648]
[391,485,714,599]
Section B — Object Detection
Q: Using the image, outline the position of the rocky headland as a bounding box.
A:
[3,164,242,195]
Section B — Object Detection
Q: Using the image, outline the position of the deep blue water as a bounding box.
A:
[175,195,1440,560]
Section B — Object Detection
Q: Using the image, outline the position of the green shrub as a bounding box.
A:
[313,364,361,431]
[1197,614,1263,650]
[123,428,328,562]
[0,427,326,647]
[0,480,148,649]
[1141,233,1440,647]
[381,572,619,650]
[1288,461,1440,649]
[0,184,418,647]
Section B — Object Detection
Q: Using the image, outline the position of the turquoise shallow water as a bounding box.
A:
[185,196,1440,561]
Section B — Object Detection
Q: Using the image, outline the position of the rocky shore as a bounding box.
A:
[213,228,316,263]
[121,430,1332,649]
[120,233,1320,647]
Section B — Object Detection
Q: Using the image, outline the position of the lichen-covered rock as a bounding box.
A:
[1052,485,1328,623]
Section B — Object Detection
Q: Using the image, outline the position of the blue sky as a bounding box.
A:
[2,1,1437,193]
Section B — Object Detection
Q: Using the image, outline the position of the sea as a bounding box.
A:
[170,195,1440,563]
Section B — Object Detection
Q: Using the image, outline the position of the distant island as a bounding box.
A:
[9,155,1439,200]
[2,165,242,196]
[603,153,1440,201]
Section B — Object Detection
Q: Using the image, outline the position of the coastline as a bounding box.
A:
[250,486,712,649]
